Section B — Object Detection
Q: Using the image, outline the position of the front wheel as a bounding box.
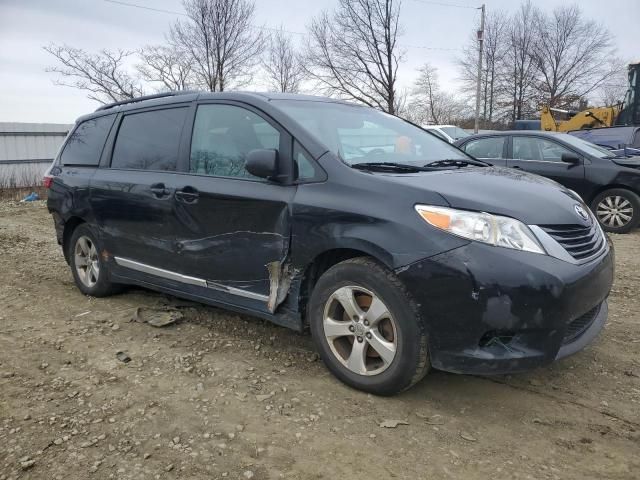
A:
[592,189,640,234]
[308,257,429,395]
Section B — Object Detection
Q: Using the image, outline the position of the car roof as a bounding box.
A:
[461,130,564,139]
[77,91,358,123]
[424,125,456,129]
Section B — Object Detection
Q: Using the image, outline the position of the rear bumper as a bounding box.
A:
[397,240,614,375]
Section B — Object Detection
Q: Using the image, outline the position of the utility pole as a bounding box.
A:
[474,4,485,133]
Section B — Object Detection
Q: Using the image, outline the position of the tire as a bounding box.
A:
[591,188,640,234]
[68,224,119,297]
[308,257,429,396]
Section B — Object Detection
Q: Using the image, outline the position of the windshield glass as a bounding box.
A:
[441,126,470,139]
[559,134,617,158]
[275,100,469,166]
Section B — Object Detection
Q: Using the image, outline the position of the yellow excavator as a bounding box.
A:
[540,62,640,132]
[540,105,619,132]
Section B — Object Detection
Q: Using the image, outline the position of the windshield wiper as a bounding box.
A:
[424,158,490,168]
[352,162,437,172]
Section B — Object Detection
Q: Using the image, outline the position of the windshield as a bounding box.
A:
[559,134,618,158]
[275,100,469,166]
[441,126,470,140]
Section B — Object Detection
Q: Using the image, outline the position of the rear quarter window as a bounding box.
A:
[60,114,116,166]
[111,107,188,171]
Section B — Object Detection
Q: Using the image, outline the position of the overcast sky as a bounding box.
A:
[0,0,637,124]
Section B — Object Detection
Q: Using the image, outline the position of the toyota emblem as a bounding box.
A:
[574,204,589,222]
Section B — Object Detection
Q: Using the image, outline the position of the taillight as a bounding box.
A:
[43,176,53,189]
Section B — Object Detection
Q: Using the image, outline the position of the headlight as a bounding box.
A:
[415,205,545,254]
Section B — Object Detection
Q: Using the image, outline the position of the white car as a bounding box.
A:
[422,125,470,143]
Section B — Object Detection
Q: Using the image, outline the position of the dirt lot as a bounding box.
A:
[0,201,639,480]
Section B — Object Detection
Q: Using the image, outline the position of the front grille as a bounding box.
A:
[540,223,604,261]
[562,304,601,344]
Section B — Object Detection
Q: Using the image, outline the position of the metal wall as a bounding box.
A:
[0,122,72,187]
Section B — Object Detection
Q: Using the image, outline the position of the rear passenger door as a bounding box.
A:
[172,102,296,312]
[508,136,586,194]
[459,136,507,166]
[90,105,189,273]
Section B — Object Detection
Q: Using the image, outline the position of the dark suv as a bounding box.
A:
[47,92,614,395]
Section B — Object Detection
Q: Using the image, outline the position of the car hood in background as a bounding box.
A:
[380,166,589,226]
[611,157,640,169]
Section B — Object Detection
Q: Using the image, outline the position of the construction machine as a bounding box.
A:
[540,62,640,132]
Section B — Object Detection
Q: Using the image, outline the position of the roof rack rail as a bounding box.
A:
[95,90,199,112]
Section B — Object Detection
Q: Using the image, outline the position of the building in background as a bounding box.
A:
[0,122,72,188]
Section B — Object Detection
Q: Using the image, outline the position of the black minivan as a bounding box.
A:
[47,92,614,395]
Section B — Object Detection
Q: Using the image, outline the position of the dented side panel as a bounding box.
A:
[170,173,296,312]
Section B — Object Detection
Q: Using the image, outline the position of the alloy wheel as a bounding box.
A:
[322,286,397,376]
[74,235,100,288]
[596,195,634,228]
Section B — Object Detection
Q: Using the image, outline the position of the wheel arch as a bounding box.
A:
[293,246,392,325]
[587,184,640,206]
[62,216,87,263]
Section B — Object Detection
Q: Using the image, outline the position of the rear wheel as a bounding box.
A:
[308,257,429,395]
[592,189,640,234]
[68,224,119,297]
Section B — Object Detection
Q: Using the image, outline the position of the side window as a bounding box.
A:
[513,137,573,162]
[60,114,115,166]
[111,107,188,171]
[190,104,280,180]
[293,141,317,181]
[463,137,505,159]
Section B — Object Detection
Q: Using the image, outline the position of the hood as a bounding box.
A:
[611,157,640,169]
[377,166,590,226]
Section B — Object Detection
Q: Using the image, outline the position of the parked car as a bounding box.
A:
[568,126,640,151]
[46,92,613,395]
[455,131,640,233]
[422,125,470,143]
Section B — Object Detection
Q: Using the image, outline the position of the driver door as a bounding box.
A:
[171,102,296,312]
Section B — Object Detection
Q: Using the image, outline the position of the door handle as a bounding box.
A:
[512,166,522,169]
[175,186,199,204]
[150,183,170,197]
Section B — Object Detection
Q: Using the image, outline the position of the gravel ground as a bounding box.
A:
[1,200,639,480]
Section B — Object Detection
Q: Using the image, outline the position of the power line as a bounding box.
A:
[104,0,185,16]
[103,0,307,35]
[102,0,462,51]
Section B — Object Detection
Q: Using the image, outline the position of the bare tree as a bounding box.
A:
[44,44,143,103]
[501,0,539,122]
[262,28,306,93]
[409,64,466,125]
[169,0,263,92]
[138,45,195,91]
[305,0,403,114]
[597,58,630,106]
[531,5,614,109]
[458,10,509,126]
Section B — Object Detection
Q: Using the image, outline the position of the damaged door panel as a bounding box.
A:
[172,187,294,311]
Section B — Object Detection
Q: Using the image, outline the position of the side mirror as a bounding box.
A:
[561,153,581,165]
[245,149,280,181]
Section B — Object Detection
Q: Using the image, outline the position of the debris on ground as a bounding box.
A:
[379,419,409,428]
[460,432,478,442]
[21,192,40,202]
[131,306,183,327]
[115,351,131,363]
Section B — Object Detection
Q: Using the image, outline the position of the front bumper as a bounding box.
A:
[397,240,614,375]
